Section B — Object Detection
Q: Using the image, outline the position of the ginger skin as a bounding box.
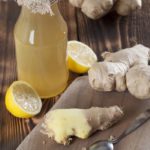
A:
[101,44,150,66]
[88,62,128,92]
[81,0,116,20]
[88,44,150,92]
[115,0,142,16]
[41,106,123,145]
[126,65,150,100]
[69,0,116,19]
[69,0,84,8]
[69,0,142,19]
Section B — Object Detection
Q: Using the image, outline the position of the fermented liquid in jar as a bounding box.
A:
[14,4,69,98]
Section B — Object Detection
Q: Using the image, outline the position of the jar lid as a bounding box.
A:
[17,0,58,14]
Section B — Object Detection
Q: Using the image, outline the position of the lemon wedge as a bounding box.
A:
[67,41,97,73]
[5,81,42,118]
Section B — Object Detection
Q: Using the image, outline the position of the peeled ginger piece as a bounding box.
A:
[41,106,123,145]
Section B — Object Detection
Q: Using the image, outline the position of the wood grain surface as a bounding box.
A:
[0,0,150,149]
[17,76,150,150]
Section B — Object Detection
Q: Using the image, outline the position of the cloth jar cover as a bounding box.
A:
[16,0,58,14]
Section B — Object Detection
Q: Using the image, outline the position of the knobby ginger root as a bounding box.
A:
[115,0,142,16]
[69,0,84,8]
[88,62,128,92]
[81,0,116,19]
[41,106,123,145]
[126,65,150,100]
[69,0,116,19]
[102,44,150,66]
[69,0,142,19]
[88,44,150,92]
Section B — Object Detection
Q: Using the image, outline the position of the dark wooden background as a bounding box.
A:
[0,0,150,149]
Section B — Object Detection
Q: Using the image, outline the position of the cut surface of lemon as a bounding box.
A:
[5,81,42,118]
[67,41,97,73]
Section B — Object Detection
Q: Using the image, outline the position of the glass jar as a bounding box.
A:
[14,4,69,98]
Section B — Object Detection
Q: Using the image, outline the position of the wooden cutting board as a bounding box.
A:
[17,76,150,150]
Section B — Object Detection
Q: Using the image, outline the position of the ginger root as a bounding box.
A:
[101,44,149,66]
[81,0,116,19]
[69,0,84,8]
[88,62,128,92]
[88,44,150,92]
[126,65,150,100]
[41,106,123,145]
[69,0,142,19]
[115,0,142,16]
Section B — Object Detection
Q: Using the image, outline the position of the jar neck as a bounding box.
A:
[20,4,60,20]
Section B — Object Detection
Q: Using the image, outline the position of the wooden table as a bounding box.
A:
[0,0,150,149]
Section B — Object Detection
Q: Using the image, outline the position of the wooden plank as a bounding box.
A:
[17,76,150,150]
[75,0,150,58]
[58,0,79,85]
[59,0,78,40]
[0,1,78,150]
[0,1,25,150]
[0,0,150,149]
[0,2,12,150]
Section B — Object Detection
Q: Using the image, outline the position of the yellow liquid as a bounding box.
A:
[14,4,69,98]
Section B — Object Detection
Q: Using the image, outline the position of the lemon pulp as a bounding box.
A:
[67,41,97,73]
[5,81,42,118]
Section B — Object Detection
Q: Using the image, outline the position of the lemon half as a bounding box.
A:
[5,81,42,118]
[67,41,97,74]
